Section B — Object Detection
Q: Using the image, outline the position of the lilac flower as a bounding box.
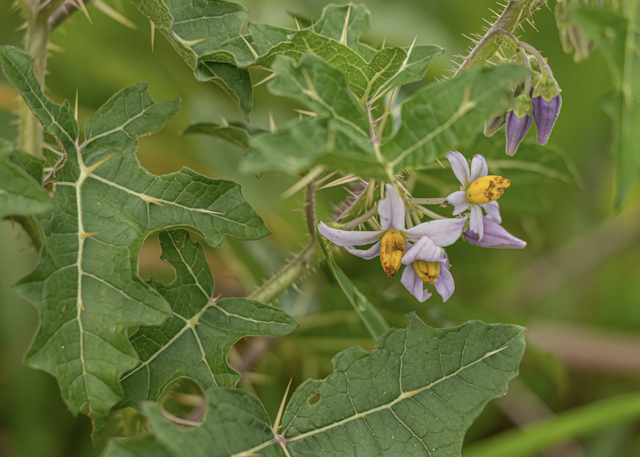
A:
[400,236,455,303]
[463,216,526,249]
[505,94,534,156]
[318,184,465,279]
[444,151,510,242]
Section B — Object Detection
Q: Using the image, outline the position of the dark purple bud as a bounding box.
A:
[505,95,533,157]
[484,115,505,137]
[532,72,562,145]
[463,217,526,249]
[533,94,562,145]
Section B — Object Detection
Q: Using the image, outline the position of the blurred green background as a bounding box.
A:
[1,0,640,456]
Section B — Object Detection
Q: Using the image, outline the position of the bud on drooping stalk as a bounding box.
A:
[569,23,595,62]
[505,94,533,156]
[554,1,574,54]
[484,115,505,137]
[532,72,562,145]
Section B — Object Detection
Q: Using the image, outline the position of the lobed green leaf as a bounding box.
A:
[1,45,269,434]
[103,316,526,457]
[118,229,298,411]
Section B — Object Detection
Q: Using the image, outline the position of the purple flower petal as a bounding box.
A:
[463,217,526,248]
[446,150,471,187]
[402,236,443,264]
[435,264,455,302]
[470,154,488,182]
[344,241,381,259]
[445,190,470,216]
[481,201,501,224]
[404,218,466,247]
[378,184,405,231]
[401,265,431,303]
[469,204,484,241]
[533,94,562,145]
[318,222,383,246]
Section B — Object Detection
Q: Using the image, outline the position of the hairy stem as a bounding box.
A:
[455,0,549,75]
[20,15,49,159]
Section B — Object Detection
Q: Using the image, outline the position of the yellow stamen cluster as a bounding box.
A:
[413,260,440,284]
[380,231,405,278]
[466,175,511,204]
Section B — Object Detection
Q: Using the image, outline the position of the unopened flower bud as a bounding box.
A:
[569,24,595,62]
[464,217,526,249]
[380,230,405,278]
[555,1,574,54]
[484,115,505,137]
[413,260,440,284]
[505,94,533,156]
[466,175,511,204]
[532,74,562,145]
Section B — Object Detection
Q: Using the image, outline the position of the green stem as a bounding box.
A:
[20,15,50,159]
[463,392,640,457]
[455,0,549,75]
[247,241,323,304]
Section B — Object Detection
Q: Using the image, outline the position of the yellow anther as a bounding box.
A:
[413,260,440,285]
[380,230,405,278]
[466,175,511,204]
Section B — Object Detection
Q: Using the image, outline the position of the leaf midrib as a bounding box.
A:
[229,331,520,457]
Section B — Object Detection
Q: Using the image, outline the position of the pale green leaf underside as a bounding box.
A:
[0,46,269,434]
[241,55,387,179]
[291,31,443,102]
[0,139,52,219]
[243,61,530,179]
[129,1,434,121]
[118,229,297,410]
[183,122,262,150]
[570,5,640,207]
[103,316,526,457]
[383,64,532,171]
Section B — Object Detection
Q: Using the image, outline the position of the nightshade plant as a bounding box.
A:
[2,0,634,455]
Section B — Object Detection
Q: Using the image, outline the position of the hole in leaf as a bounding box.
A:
[308,391,320,406]
[138,234,175,284]
[104,407,149,438]
[158,378,207,426]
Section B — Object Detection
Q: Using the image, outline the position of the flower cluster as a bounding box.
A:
[318,152,525,303]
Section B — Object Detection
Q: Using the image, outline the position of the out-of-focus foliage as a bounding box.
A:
[2,0,640,456]
[569,3,640,207]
